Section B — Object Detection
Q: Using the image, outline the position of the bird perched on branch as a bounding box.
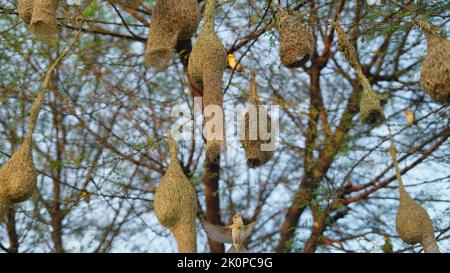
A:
[227,53,243,72]
[200,213,256,253]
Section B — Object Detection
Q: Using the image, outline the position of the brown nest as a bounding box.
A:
[18,0,34,25]
[188,0,227,160]
[416,20,450,104]
[0,82,47,220]
[276,8,314,68]
[389,145,440,253]
[145,0,200,69]
[240,71,275,168]
[0,138,36,221]
[396,186,440,253]
[334,23,386,125]
[28,0,60,41]
[154,134,198,253]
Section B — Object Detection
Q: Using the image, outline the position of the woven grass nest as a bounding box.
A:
[0,85,46,220]
[240,71,275,168]
[18,0,60,41]
[389,146,440,253]
[145,0,200,69]
[17,0,33,24]
[396,186,440,253]
[416,20,450,104]
[188,0,227,160]
[334,23,386,125]
[154,134,198,253]
[276,8,314,68]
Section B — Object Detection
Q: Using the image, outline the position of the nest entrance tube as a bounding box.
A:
[188,0,227,160]
[240,71,275,168]
[145,0,200,70]
[154,134,198,253]
[416,20,450,104]
[389,144,440,253]
[334,23,386,125]
[276,8,314,68]
[29,0,60,41]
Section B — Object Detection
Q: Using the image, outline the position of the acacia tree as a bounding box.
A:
[0,0,449,253]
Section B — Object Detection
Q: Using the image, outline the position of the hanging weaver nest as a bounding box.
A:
[18,0,33,25]
[154,134,198,253]
[0,85,46,220]
[389,145,440,253]
[0,139,36,221]
[416,20,450,104]
[29,0,60,41]
[0,33,76,222]
[359,88,388,125]
[188,0,227,160]
[145,0,200,69]
[240,71,275,168]
[276,8,314,68]
[334,23,386,125]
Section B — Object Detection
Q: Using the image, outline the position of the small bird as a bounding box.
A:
[404,109,415,124]
[201,213,256,253]
[227,53,243,73]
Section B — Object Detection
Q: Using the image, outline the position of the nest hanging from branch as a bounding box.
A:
[0,138,36,221]
[0,79,46,221]
[0,34,77,221]
[334,23,386,125]
[240,71,275,168]
[145,0,200,69]
[276,8,314,68]
[416,20,450,104]
[188,0,227,160]
[389,145,440,253]
[29,0,60,41]
[154,134,198,253]
[18,0,34,25]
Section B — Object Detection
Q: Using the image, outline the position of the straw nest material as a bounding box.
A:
[0,84,45,220]
[240,71,275,168]
[389,145,440,253]
[29,0,60,41]
[334,23,386,125]
[416,20,450,104]
[154,134,198,253]
[276,8,314,68]
[145,0,200,69]
[18,0,33,25]
[188,0,227,160]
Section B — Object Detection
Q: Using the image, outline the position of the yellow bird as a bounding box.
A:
[404,109,415,124]
[81,190,90,204]
[201,212,256,253]
[227,53,243,72]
